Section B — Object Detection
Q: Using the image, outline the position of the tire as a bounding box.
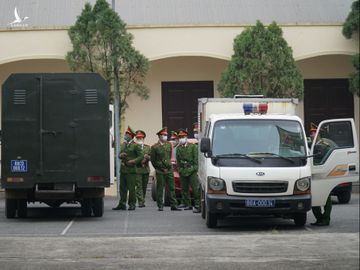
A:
[201,190,205,219]
[92,198,104,217]
[151,178,157,201]
[5,199,17,219]
[293,212,307,227]
[206,207,217,228]
[164,189,170,207]
[337,191,351,204]
[17,199,28,218]
[81,199,92,217]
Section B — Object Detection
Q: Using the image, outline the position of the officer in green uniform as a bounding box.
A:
[176,129,201,213]
[150,127,181,211]
[311,129,336,226]
[169,131,179,149]
[113,127,143,211]
[134,130,151,208]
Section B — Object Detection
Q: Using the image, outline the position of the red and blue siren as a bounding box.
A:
[243,103,268,115]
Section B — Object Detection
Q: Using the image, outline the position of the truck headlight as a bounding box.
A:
[208,177,226,194]
[294,177,311,194]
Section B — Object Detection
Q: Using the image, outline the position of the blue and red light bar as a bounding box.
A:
[243,103,268,115]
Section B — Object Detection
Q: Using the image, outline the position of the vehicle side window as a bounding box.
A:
[313,121,353,165]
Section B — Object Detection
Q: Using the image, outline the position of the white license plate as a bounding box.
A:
[245,199,276,208]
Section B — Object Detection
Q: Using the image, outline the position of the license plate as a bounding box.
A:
[245,199,275,208]
[11,160,28,172]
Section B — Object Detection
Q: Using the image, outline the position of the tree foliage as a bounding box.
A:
[218,21,303,99]
[342,1,359,38]
[342,1,359,96]
[66,0,149,113]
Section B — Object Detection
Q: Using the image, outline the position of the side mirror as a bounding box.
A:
[200,137,211,153]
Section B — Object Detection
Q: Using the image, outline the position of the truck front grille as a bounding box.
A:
[232,181,288,193]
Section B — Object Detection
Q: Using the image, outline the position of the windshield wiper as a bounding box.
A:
[249,152,295,163]
[213,153,262,164]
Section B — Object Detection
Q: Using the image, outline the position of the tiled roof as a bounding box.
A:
[0,0,354,29]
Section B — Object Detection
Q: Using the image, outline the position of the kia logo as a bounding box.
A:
[256,172,265,176]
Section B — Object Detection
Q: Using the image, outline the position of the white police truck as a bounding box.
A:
[198,97,359,228]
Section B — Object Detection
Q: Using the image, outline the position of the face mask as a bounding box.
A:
[194,133,199,139]
[179,138,187,145]
[124,134,131,142]
[170,140,177,146]
[136,139,144,145]
[160,135,168,141]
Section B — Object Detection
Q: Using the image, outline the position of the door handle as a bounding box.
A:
[41,129,63,136]
[349,165,356,171]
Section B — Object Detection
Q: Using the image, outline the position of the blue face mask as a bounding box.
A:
[124,134,131,142]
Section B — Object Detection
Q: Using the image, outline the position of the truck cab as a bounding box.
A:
[198,98,359,228]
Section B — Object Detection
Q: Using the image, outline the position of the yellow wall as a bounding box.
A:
[0,26,358,144]
[0,25,358,65]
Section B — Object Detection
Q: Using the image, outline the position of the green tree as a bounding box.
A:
[218,21,303,99]
[342,0,359,96]
[66,0,149,113]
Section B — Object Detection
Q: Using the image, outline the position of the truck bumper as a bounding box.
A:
[206,193,311,216]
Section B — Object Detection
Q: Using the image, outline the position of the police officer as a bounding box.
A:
[176,129,201,213]
[193,122,199,143]
[113,126,143,211]
[134,130,151,208]
[311,128,335,226]
[150,127,181,211]
[169,131,179,148]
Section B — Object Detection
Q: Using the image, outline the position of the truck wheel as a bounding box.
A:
[5,199,17,219]
[201,190,205,219]
[164,189,170,207]
[206,210,217,228]
[293,212,307,227]
[92,198,104,217]
[17,199,28,218]
[337,191,351,204]
[151,179,157,201]
[81,199,92,217]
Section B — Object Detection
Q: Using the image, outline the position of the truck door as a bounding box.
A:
[41,76,78,181]
[310,118,359,206]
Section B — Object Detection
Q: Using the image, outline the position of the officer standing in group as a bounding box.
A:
[134,130,151,208]
[113,127,143,211]
[310,127,334,226]
[193,122,199,143]
[169,131,179,162]
[176,129,201,213]
[150,127,181,211]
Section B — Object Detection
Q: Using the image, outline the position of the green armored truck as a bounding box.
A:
[1,73,110,218]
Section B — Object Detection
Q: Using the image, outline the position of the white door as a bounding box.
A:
[311,118,359,206]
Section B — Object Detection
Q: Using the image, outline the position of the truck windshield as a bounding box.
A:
[212,119,306,158]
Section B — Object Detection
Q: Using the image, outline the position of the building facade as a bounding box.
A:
[0,0,359,144]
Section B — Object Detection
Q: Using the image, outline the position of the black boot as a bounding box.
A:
[171,206,182,211]
[112,205,126,210]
